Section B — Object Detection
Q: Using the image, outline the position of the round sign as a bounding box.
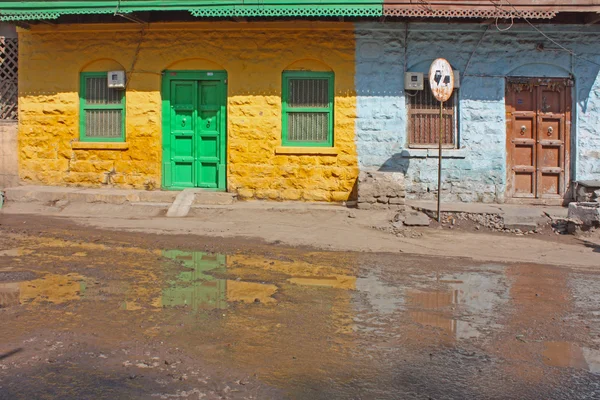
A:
[428,58,454,102]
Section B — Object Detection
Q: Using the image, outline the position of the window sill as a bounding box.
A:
[72,142,129,150]
[399,148,467,159]
[275,146,338,156]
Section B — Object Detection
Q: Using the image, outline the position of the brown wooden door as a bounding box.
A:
[506,79,571,203]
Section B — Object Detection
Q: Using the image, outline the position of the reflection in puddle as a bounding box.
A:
[288,275,356,289]
[154,250,278,311]
[0,248,33,257]
[407,272,508,340]
[543,342,600,374]
[0,273,86,306]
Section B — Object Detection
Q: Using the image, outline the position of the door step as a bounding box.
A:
[167,189,236,218]
[192,191,236,206]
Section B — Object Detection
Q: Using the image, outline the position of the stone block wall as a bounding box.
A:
[356,170,405,210]
[0,121,18,188]
[574,181,600,203]
[18,22,358,201]
[355,23,600,203]
[16,21,600,204]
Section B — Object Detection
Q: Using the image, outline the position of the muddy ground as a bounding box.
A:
[0,213,599,399]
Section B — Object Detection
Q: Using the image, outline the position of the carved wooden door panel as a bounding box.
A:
[506,79,571,202]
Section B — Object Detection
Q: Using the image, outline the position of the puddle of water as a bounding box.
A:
[3,238,600,398]
[543,342,600,374]
[0,282,20,307]
[0,248,33,257]
[152,250,278,311]
[288,276,356,289]
[407,291,480,340]
[0,273,86,306]
[405,272,509,340]
[1,249,352,312]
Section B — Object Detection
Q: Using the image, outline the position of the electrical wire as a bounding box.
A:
[126,27,146,89]
[495,15,513,32]
[493,0,600,68]
[464,25,490,76]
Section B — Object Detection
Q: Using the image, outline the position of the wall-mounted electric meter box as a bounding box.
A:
[453,70,460,89]
[405,72,423,91]
[107,71,126,89]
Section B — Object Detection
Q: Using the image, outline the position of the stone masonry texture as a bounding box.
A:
[16,21,600,203]
[18,22,358,202]
[356,170,405,210]
[355,23,600,202]
[0,121,18,188]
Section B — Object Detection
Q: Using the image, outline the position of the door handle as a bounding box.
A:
[520,125,527,135]
[182,118,186,127]
[206,121,211,128]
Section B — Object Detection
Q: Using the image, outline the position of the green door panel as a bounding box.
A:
[170,80,197,188]
[197,81,220,189]
[162,71,227,190]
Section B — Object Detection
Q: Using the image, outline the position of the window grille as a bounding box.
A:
[407,79,457,148]
[80,73,125,141]
[0,37,18,120]
[282,72,333,147]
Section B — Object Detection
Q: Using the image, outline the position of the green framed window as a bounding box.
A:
[282,71,334,147]
[79,72,125,142]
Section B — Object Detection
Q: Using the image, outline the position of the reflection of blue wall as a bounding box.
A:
[355,23,600,202]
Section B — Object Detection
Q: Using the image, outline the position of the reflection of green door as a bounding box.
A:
[161,250,228,311]
[162,71,227,190]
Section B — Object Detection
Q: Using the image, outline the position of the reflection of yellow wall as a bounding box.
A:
[0,282,20,307]
[288,276,356,290]
[227,254,357,290]
[19,273,84,304]
[19,22,358,201]
[226,280,277,304]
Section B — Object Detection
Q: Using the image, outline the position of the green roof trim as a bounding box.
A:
[190,4,381,17]
[0,1,384,21]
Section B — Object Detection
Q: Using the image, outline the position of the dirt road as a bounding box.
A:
[0,212,599,399]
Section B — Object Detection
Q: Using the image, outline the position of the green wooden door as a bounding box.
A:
[162,71,227,190]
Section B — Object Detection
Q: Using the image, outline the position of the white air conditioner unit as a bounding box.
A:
[405,72,423,91]
[107,71,126,89]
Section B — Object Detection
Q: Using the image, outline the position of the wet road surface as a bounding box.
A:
[0,224,599,399]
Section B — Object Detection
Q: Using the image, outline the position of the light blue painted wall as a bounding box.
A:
[355,23,600,202]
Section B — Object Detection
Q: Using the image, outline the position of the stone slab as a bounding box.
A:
[502,219,539,231]
[577,180,600,188]
[544,207,569,219]
[166,189,196,218]
[192,191,236,205]
[408,200,502,214]
[568,202,600,226]
[404,211,430,226]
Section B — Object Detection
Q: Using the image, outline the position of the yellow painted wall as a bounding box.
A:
[18,22,358,201]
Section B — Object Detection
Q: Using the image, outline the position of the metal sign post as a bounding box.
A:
[428,59,454,222]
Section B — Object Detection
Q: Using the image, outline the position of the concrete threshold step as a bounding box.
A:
[167,189,236,218]
[4,185,178,204]
[407,200,503,215]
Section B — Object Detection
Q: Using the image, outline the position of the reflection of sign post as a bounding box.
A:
[428,59,454,222]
